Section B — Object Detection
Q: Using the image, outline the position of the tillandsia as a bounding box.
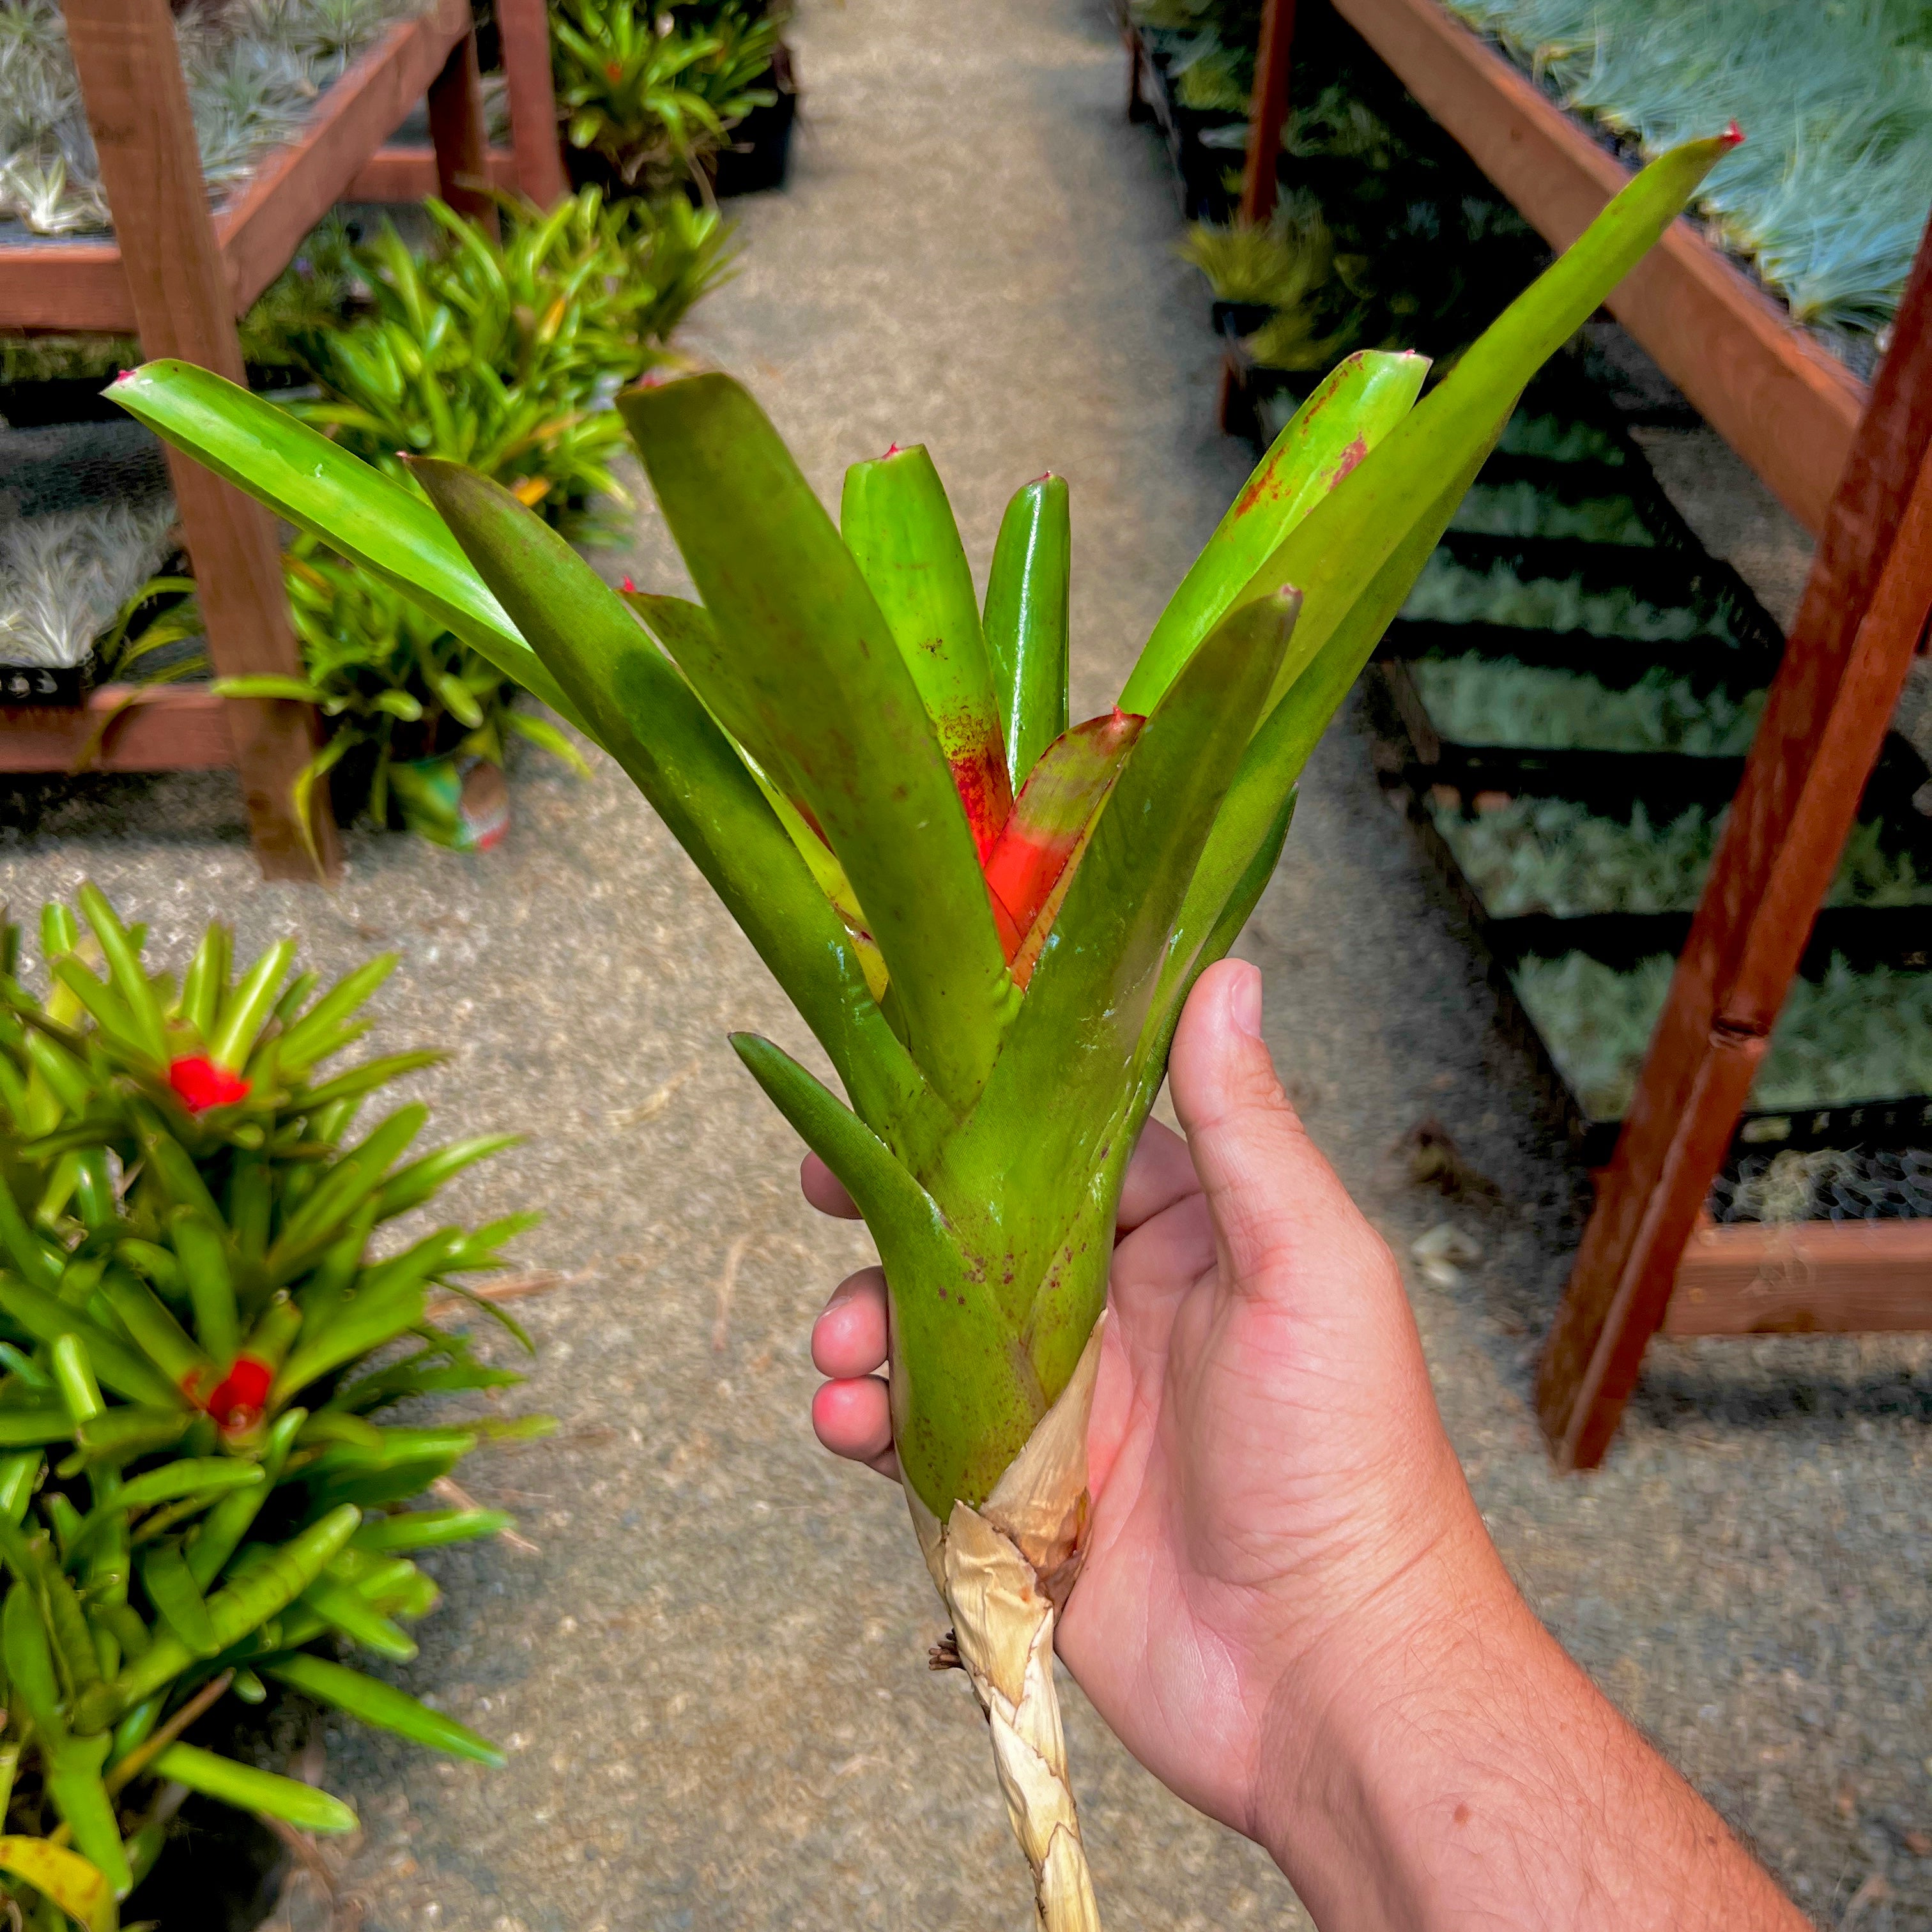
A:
[108,133,1731,1929]
[0,893,544,1929]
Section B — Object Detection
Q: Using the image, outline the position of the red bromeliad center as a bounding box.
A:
[200,1356,272,1434]
[168,1055,250,1113]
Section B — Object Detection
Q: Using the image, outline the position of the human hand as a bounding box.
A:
[806,960,1803,1929]
[805,958,1501,1839]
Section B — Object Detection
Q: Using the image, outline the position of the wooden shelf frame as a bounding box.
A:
[1214,0,1932,1448]
[1233,0,1870,536]
[0,0,564,879]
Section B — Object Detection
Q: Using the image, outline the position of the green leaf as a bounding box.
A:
[139,1542,218,1657]
[150,1741,358,1834]
[210,675,329,703]
[618,374,1018,1117]
[296,1575,417,1660]
[1238,135,1736,722]
[982,473,1071,788]
[730,1032,1040,1518]
[1120,349,1428,713]
[841,444,1011,855]
[349,1508,510,1552]
[960,587,1301,1393]
[43,1732,130,1900]
[0,1278,183,1411]
[406,455,943,1157]
[262,1653,505,1767]
[0,1837,115,1931]
[105,362,588,733]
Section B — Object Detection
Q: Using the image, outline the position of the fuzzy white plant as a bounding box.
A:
[0,0,431,235]
[0,496,180,670]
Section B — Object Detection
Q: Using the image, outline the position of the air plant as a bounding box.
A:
[1515,949,1932,1119]
[0,0,421,235]
[0,502,181,675]
[1443,0,1932,336]
[1407,654,1766,756]
[109,136,1729,1928]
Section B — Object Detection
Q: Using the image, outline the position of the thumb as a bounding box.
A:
[1168,959,1374,1298]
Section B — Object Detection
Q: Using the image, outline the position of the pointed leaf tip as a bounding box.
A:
[1722,119,1744,147]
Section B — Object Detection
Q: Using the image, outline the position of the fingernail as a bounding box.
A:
[1229,963,1262,1038]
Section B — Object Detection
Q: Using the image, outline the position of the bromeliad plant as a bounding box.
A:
[108,133,1732,1929]
[0,892,542,1929]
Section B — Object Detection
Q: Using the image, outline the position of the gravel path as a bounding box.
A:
[4,1,1930,1927]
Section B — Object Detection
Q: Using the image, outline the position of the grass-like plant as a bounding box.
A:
[550,0,780,190]
[109,137,1729,1927]
[0,889,543,1928]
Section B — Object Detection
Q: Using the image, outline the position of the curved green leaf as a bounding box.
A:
[105,362,588,733]
[262,1653,505,1767]
[408,454,944,1158]
[0,1836,114,1930]
[841,444,1011,857]
[151,1742,358,1834]
[983,474,1071,788]
[620,374,1017,1116]
[1120,349,1428,714]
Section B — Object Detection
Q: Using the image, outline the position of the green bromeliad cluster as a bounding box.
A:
[108,133,1734,1931]
[0,889,542,1930]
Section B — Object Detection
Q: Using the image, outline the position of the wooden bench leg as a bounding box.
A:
[1537,217,1932,1468]
[65,0,338,880]
[427,26,499,236]
[496,0,568,206]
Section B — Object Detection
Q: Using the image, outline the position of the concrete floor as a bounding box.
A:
[6,0,1932,1927]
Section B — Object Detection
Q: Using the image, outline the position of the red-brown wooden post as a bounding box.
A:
[427,24,499,236]
[1537,214,1932,1469]
[1239,0,1298,224]
[64,0,339,881]
[496,0,569,206]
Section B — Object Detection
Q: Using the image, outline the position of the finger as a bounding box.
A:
[1116,1114,1200,1236]
[1167,958,1372,1297]
[801,1153,861,1219]
[811,1266,889,1378]
[811,1374,894,1464]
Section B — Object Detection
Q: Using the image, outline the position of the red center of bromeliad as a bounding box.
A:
[167,1056,251,1113]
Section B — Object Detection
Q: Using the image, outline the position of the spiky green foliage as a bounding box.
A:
[549,0,781,189]
[1515,949,1932,1118]
[1443,0,1932,335]
[1432,795,1932,917]
[0,892,542,1926]
[110,139,1729,1524]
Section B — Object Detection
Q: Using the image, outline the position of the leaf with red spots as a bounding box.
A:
[841,445,1013,862]
[1121,349,1429,714]
[982,710,1142,960]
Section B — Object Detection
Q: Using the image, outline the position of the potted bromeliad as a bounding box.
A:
[0,891,543,1929]
[111,134,1730,1928]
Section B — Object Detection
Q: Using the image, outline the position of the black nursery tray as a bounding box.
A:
[1131,28,1243,220]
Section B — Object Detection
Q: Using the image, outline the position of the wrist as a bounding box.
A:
[1248,1489,1536,1921]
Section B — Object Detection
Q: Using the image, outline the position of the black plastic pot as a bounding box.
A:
[712,47,798,197]
[0,378,130,427]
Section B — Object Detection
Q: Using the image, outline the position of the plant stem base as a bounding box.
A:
[908,1324,1106,1932]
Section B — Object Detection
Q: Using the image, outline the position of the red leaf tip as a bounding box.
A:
[1721,119,1745,148]
[882,443,902,458]
[620,575,636,592]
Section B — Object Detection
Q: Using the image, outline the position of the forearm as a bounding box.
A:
[1255,1529,1805,1931]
